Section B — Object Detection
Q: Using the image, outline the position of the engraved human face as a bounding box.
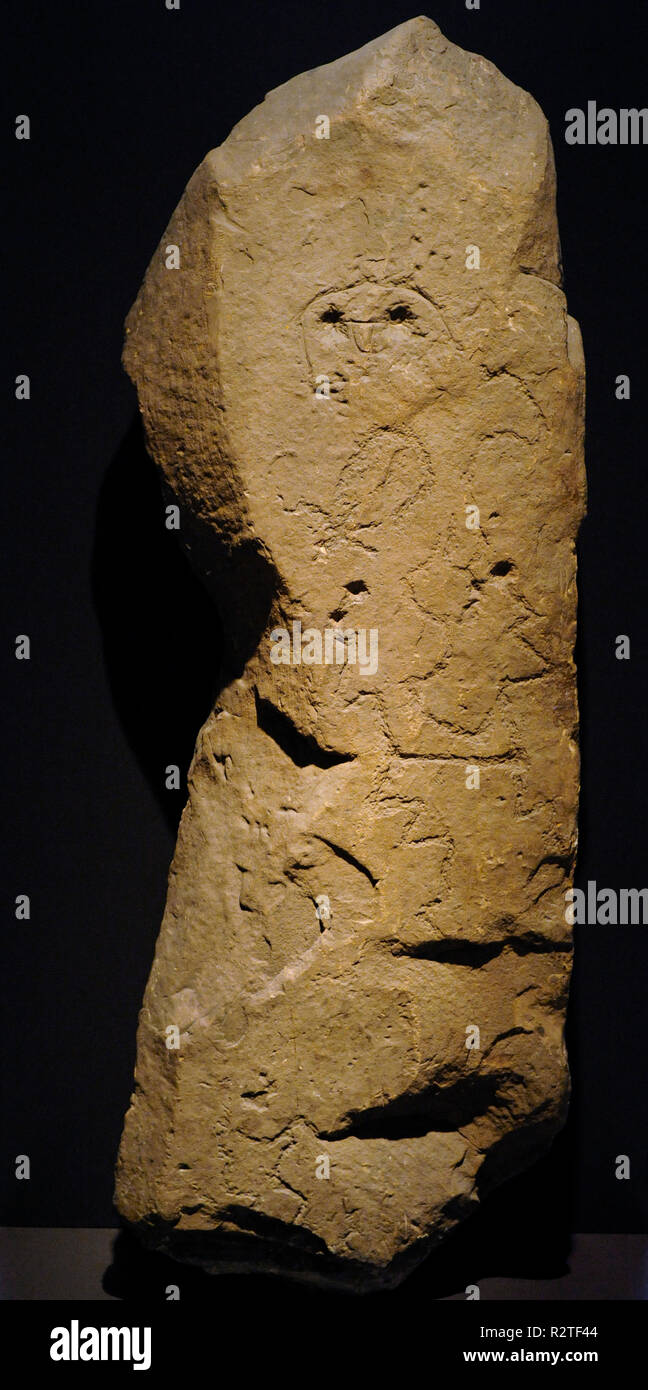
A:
[301,282,459,421]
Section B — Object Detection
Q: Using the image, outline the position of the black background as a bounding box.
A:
[3,0,648,1295]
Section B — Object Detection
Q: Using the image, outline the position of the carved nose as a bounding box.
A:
[351,321,374,352]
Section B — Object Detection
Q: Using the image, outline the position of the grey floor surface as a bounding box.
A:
[0,1230,646,1300]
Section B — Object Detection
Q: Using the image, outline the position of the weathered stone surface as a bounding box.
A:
[115,16,586,1290]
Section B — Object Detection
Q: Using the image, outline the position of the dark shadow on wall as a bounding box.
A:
[91,417,224,833]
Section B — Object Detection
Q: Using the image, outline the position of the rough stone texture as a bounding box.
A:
[115,16,586,1290]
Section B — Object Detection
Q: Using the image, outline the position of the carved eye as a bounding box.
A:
[386,304,414,322]
[321,306,343,323]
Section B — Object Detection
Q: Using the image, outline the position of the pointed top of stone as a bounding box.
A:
[209,14,543,186]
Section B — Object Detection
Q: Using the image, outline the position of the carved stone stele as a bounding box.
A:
[115,16,586,1290]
